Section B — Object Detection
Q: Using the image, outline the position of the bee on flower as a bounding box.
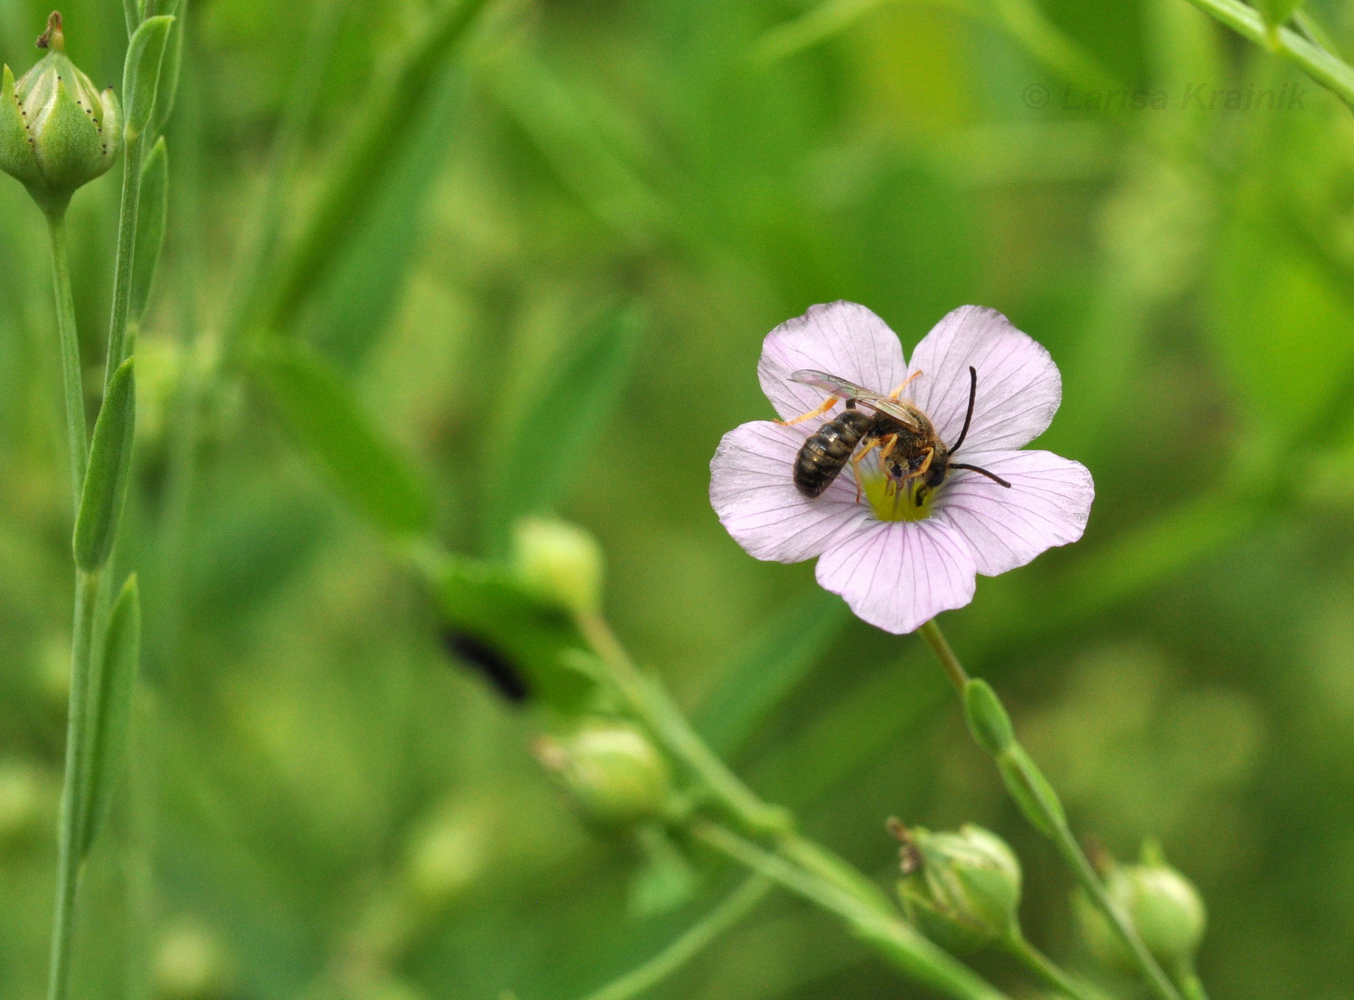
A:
[709,302,1094,634]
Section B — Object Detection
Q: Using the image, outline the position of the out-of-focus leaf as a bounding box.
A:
[481,304,645,553]
[752,660,946,809]
[694,588,849,758]
[262,0,493,336]
[131,136,168,322]
[80,575,141,859]
[431,551,600,715]
[121,15,174,141]
[1210,182,1354,440]
[628,825,698,918]
[74,358,137,571]
[253,338,434,538]
[303,63,467,366]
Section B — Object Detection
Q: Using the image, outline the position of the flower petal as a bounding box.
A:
[905,306,1062,452]
[814,518,977,635]
[710,420,868,563]
[932,449,1094,576]
[758,301,910,421]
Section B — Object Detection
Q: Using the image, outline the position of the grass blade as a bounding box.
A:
[79,575,141,859]
[694,588,850,758]
[481,304,645,553]
[130,137,168,323]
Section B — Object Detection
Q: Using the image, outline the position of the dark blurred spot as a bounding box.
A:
[443,631,530,704]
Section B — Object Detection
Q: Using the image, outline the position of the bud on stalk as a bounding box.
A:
[1,13,121,214]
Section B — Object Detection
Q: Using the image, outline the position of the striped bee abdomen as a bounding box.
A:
[793,409,874,498]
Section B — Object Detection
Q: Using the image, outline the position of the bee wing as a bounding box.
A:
[789,369,927,430]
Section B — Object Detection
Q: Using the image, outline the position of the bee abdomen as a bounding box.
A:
[794,410,872,498]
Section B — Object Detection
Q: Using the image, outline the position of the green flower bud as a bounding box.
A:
[1074,848,1206,973]
[1,13,121,214]
[536,721,671,826]
[512,516,605,617]
[893,820,1023,954]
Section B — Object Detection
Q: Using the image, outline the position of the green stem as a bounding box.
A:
[44,211,88,503]
[1179,0,1354,109]
[693,822,1010,1000]
[578,614,792,837]
[918,619,1184,1000]
[918,620,968,692]
[104,133,145,386]
[1002,931,1105,1000]
[1177,962,1209,1000]
[46,569,101,1000]
[579,876,772,1000]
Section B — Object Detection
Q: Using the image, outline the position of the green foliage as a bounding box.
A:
[252,337,434,538]
[481,304,646,553]
[120,15,173,141]
[73,358,136,571]
[79,574,140,859]
[129,135,167,321]
[5,0,1354,996]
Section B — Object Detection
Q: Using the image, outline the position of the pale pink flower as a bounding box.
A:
[710,302,1094,634]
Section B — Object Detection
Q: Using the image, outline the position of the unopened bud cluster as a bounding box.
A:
[0,13,121,213]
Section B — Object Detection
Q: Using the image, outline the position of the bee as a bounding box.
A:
[784,366,1011,505]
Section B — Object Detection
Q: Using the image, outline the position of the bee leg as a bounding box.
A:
[850,436,883,502]
[911,449,936,506]
[776,396,839,427]
[889,370,923,399]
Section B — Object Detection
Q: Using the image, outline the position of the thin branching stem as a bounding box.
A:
[104,132,145,383]
[44,211,88,502]
[1180,0,1354,110]
[918,618,1185,1000]
[1002,931,1108,1000]
[693,822,1010,1000]
[46,569,101,1000]
[578,877,771,1000]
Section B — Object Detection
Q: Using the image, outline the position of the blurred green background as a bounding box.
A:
[4,0,1354,997]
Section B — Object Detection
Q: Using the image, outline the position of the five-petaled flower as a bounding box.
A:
[709,302,1094,634]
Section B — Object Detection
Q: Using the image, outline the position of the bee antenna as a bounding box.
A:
[950,366,978,454]
[950,463,1012,488]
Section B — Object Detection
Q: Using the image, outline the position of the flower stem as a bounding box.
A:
[917,618,1185,1000]
[1178,0,1354,110]
[579,876,771,1000]
[578,613,792,838]
[1002,931,1106,1000]
[693,822,1010,1000]
[104,133,145,385]
[46,568,101,1000]
[918,619,968,692]
[44,211,88,503]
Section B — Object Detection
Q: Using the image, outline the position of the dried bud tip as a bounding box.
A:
[37,12,65,51]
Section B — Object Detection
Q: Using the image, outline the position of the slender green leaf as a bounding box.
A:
[253,338,434,537]
[74,359,137,571]
[131,137,168,322]
[303,63,467,366]
[482,305,645,553]
[694,588,849,757]
[262,0,494,336]
[123,0,140,35]
[121,15,174,141]
[79,576,141,859]
[149,0,185,139]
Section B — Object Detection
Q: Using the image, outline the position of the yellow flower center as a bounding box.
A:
[859,469,936,522]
